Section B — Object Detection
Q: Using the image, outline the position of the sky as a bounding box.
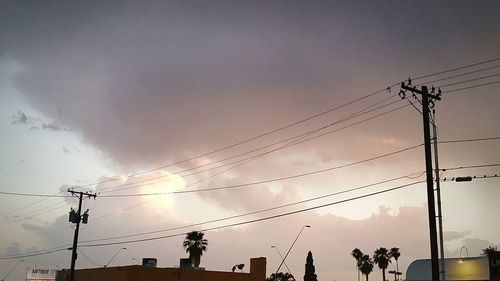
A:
[1,1,500,281]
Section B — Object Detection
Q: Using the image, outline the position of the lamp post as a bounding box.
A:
[105,248,127,268]
[275,225,311,275]
[271,245,293,276]
[1,259,24,281]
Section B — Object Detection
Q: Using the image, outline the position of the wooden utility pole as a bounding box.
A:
[400,81,441,281]
[67,189,96,281]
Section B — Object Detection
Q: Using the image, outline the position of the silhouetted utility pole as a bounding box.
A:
[400,80,441,281]
[432,110,446,281]
[67,189,96,281]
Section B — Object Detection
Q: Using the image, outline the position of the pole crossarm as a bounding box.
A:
[401,82,442,101]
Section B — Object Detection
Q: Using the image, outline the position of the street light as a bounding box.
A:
[1,259,24,281]
[275,225,311,275]
[271,245,293,276]
[104,248,127,268]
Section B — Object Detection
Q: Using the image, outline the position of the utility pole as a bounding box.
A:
[400,80,441,281]
[432,110,446,281]
[67,189,96,281]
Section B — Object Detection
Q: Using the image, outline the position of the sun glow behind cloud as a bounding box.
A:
[140,171,186,209]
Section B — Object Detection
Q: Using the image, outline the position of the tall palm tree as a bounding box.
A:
[183,231,208,267]
[482,246,498,257]
[389,247,401,280]
[374,247,391,281]
[359,254,374,281]
[352,248,364,281]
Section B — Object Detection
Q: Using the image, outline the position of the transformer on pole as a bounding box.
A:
[67,189,96,281]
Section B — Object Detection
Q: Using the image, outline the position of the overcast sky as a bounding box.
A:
[1,1,500,281]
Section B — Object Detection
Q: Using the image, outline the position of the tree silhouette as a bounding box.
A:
[304,251,318,281]
[267,272,295,281]
[389,247,401,280]
[374,247,391,281]
[359,254,374,281]
[183,231,208,267]
[482,246,498,257]
[352,248,364,281]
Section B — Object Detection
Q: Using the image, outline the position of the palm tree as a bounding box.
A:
[359,254,374,281]
[352,248,364,281]
[183,231,208,267]
[389,247,401,280]
[374,247,391,281]
[482,246,498,257]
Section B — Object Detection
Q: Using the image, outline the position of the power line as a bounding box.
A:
[412,57,500,81]
[88,162,500,232]
[0,247,69,260]
[440,163,500,171]
[3,164,499,257]
[96,96,404,194]
[99,143,424,198]
[92,99,406,193]
[443,80,500,94]
[0,180,424,259]
[81,174,421,243]
[421,64,500,85]
[98,101,410,195]
[1,137,498,200]
[72,56,500,191]
[0,200,68,225]
[4,59,500,223]
[439,136,500,144]
[441,173,499,182]
[0,191,68,198]
[438,73,500,88]
[74,88,394,190]
[178,100,404,178]
[0,191,66,217]
[80,181,425,248]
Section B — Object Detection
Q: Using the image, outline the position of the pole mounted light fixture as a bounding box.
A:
[275,225,311,275]
[105,247,127,268]
[271,245,293,276]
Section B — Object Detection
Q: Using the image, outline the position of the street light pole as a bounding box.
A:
[271,245,293,276]
[275,225,311,275]
[105,248,127,268]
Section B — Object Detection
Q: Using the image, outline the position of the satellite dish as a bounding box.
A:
[237,264,244,272]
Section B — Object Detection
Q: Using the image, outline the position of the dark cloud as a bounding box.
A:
[2,0,499,169]
[1,2,500,279]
